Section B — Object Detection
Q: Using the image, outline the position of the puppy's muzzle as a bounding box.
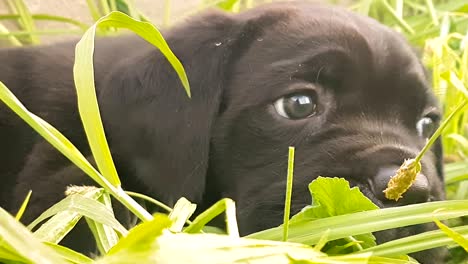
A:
[357,145,431,206]
[373,166,430,205]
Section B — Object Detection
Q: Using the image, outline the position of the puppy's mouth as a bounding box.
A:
[303,138,445,262]
[343,165,445,263]
[317,175,446,264]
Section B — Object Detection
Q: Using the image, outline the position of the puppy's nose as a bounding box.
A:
[373,166,430,205]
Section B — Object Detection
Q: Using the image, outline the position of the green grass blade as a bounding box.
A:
[120,0,139,19]
[215,0,241,12]
[313,229,330,252]
[359,225,468,256]
[107,213,172,256]
[282,146,295,242]
[31,14,90,30]
[125,191,173,213]
[86,218,107,255]
[14,190,31,221]
[78,11,190,95]
[445,160,468,184]
[30,193,128,238]
[424,0,439,26]
[73,22,120,187]
[85,192,120,254]
[355,0,374,16]
[0,245,26,263]
[163,0,171,27]
[73,11,191,189]
[0,29,85,37]
[455,181,468,200]
[415,100,468,164]
[131,232,385,264]
[0,81,153,222]
[99,0,112,15]
[168,197,197,232]
[184,198,239,237]
[439,13,451,37]
[225,198,239,237]
[434,219,468,251]
[32,188,104,243]
[85,0,103,21]
[0,81,105,187]
[34,209,82,244]
[0,22,22,46]
[44,243,93,264]
[96,192,119,253]
[247,200,468,244]
[26,186,102,231]
[109,0,117,11]
[395,0,403,18]
[7,0,40,44]
[379,0,415,34]
[0,207,65,264]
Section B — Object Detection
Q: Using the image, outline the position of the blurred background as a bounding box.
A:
[1,0,464,46]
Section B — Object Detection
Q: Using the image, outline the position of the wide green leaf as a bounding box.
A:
[289,177,378,250]
[291,177,378,222]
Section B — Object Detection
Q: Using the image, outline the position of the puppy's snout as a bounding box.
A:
[373,166,430,205]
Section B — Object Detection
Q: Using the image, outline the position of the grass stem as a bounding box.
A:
[282,146,295,242]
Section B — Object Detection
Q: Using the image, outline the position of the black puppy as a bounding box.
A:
[0,2,445,262]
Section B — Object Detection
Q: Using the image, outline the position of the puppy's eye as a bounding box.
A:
[416,116,437,138]
[273,92,318,119]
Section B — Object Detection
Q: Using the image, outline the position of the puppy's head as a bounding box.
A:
[209,0,443,221]
[99,2,445,262]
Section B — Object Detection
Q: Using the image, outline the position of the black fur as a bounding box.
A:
[0,2,446,262]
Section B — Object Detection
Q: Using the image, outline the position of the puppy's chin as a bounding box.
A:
[374,225,449,264]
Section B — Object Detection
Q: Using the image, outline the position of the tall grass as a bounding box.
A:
[0,0,467,263]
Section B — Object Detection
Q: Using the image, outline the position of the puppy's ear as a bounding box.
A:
[98,10,263,205]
